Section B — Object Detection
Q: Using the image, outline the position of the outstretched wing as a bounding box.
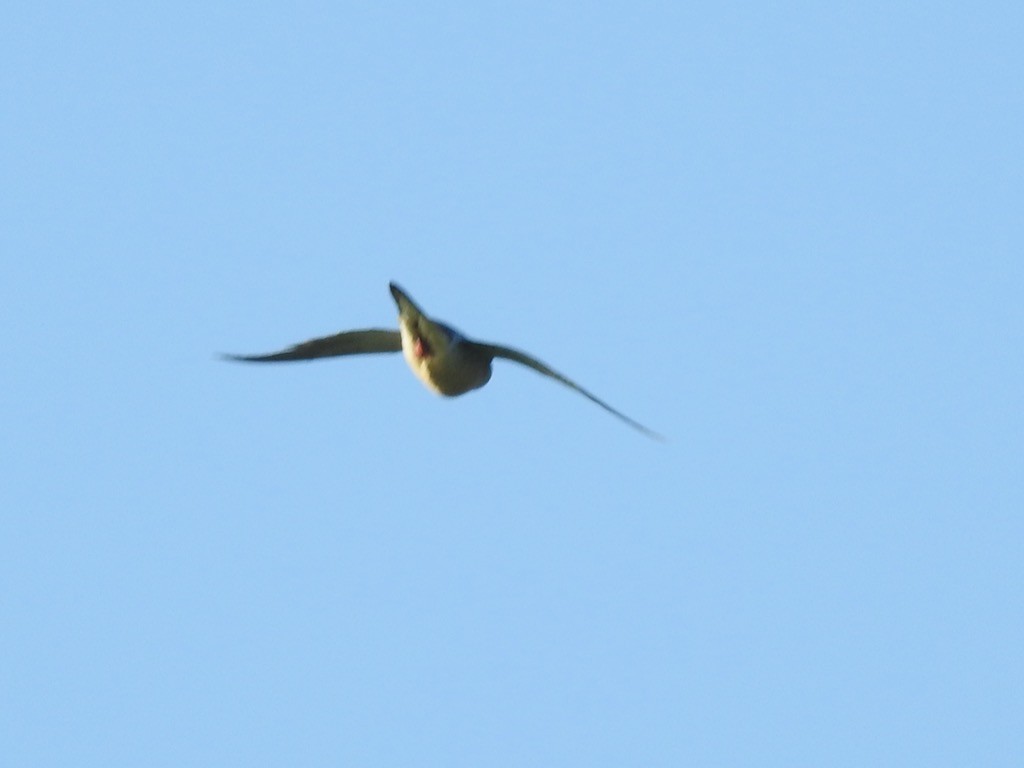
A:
[222,328,402,362]
[469,341,664,441]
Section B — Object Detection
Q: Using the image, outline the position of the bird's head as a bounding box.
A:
[389,282,459,361]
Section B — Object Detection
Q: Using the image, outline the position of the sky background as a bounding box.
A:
[3,2,1022,766]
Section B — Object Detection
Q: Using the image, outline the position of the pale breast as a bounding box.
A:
[399,321,492,396]
[421,350,492,396]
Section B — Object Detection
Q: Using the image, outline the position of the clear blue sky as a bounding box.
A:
[3,3,1022,766]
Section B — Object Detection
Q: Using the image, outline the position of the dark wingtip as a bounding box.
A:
[623,418,667,442]
[220,351,278,363]
[645,429,669,444]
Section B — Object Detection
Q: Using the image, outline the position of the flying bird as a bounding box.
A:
[224,282,662,439]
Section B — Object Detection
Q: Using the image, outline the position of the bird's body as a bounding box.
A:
[224,282,661,439]
[391,285,492,396]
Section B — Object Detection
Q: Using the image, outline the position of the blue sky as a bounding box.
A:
[3,2,1022,766]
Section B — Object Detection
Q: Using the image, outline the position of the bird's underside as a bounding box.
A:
[223,282,663,440]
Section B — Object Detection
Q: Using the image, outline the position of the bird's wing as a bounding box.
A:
[469,341,664,440]
[222,328,402,362]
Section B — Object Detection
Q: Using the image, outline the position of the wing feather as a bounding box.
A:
[222,329,402,362]
[470,341,664,440]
